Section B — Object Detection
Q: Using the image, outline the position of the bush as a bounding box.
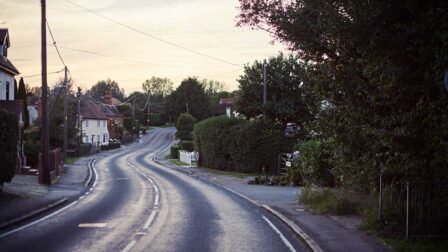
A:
[107,141,121,150]
[295,139,335,187]
[170,145,180,159]
[0,109,18,188]
[193,117,293,173]
[180,141,194,152]
[79,143,92,156]
[24,138,41,168]
[300,187,362,215]
[176,113,196,141]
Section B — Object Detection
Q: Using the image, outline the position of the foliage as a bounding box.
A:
[123,118,139,135]
[165,77,210,121]
[237,1,448,192]
[200,79,225,95]
[16,77,29,129]
[170,145,180,159]
[24,132,41,167]
[79,143,92,156]
[0,109,18,188]
[193,116,293,173]
[175,113,196,141]
[237,53,315,130]
[90,79,125,100]
[180,141,194,152]
[383,239,448,252]
[300,187,364,216]
[142,76,174,97]
[293,139,335,187]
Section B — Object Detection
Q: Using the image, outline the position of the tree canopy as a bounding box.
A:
[165,77,210,121]
[16,77,29,128]
[90,79,125,101]
[142,77,174,97]
[238,0,448,190]
[237,53,314,129]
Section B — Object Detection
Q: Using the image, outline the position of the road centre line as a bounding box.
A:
[121,240,137,252]
[262,215,297,252]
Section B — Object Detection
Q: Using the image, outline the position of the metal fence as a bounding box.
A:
[277,153,294,175]
[379,173,448,239]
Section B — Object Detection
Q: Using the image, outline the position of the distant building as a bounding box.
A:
[210,97,238,117]
[79,96,110,148]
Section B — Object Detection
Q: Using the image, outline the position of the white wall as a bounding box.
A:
[81,119,109,146]
[0,71,15,100]
[27,106,38,125]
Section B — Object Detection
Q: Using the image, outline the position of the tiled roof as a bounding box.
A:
[220,97,234,104]
[0,57,19,75]
[80,97,108,120]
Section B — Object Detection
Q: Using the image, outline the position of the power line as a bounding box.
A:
[46,20,66,67]
[21,68,64,78]
[65,0,242,67]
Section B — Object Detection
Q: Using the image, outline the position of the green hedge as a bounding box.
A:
[292,139,335,187]
[180,141,194,152]
[170,145,180,159]
[79,143,92,156]
[193,116,293,173]
[0,109,18,186]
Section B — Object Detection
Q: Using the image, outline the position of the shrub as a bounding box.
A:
[295,139,335,187]
[193,117,293,173]
[300,187,361,215]
[0,109,18,189]
[24,138,41,168]
[170,145,180,159]
[180,141,194,152]
[176,113,196,141]
[79,143,92,156]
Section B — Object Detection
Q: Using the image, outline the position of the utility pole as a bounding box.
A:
[77,87,81,155]
[263,62,268,120]
[41,0,50,185]
[63,66,68,162]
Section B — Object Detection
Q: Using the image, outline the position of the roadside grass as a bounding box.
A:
[169,159,190,166]
[197,167,256,179]
[383,239,448,252]
[65,157,79,165]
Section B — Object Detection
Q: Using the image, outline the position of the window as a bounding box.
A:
[85,120,89,127]
[6,81,9,101]
[103,134,107,143]
[97,135,100,143]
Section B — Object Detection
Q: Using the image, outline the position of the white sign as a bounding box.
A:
[285,161,291,167]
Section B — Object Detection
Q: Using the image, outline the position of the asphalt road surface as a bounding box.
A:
[0,127,307,252]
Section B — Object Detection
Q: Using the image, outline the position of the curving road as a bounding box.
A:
[0,127,307,252]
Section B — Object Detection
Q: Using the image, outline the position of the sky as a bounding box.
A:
[0,0,289,95]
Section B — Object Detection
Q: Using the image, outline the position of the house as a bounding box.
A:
[100,91,124,140]
[79,96,110,148]
[210,97,238,117]
[0,28,24,172]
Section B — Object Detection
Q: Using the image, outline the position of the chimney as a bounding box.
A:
[104,91,112,105]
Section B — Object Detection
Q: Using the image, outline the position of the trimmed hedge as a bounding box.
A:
[170,145,180,159]
[176,113,196,141]
[193,116,293,173]
[0,109,18,187]
[180,141,194,152]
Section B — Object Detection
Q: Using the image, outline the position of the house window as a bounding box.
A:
[97,135,100,143]
[5,81,9,101]
[97,120,100,127]
[103,134,107,143]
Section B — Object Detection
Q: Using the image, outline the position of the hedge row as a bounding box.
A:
[193,116,293,173]
[0,109,18,186]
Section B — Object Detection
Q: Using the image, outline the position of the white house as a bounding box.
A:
[0,29,19,101]
[80,97,110,147]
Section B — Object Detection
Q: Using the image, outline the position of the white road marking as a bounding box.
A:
[0,201,78,239]
[143,210,158,229]
[121,240,137,252]
[92,160,98,188]
[154,194,159,206]
[78,223,107,228]
[153,185,159,194]
[262,215,297,252]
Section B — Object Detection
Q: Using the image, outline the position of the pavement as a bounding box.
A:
[0,143,391,252]
[0,156,93,230]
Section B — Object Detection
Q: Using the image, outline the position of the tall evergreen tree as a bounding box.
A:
[17,77,29,128]
[13,79,17,99]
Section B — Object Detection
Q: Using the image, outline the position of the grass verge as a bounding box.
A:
[65,157,79,165]
[197,167,256,179]
[384,239,448,252]
[169,159,190,166]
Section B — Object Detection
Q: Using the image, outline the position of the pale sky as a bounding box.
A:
[0,0,288,94]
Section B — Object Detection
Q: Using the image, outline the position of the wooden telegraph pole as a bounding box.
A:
[41,0,51,184]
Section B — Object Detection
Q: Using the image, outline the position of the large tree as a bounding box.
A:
[238,1,448,190]
[90,79,125,101]
[237,53,314,130]
[165,77,210,121]
[142,77,174,97]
